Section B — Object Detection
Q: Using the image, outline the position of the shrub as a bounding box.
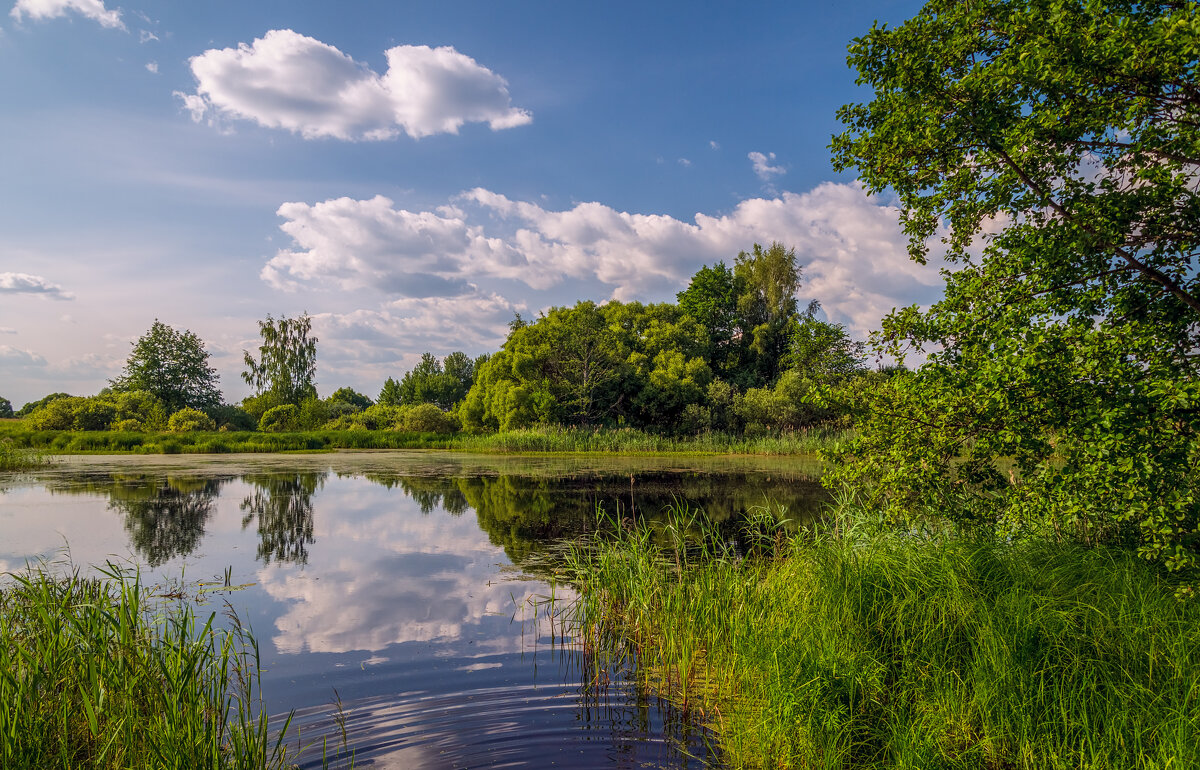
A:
[400,403,460,434]
[167,408,216,433]
[206,404,256,431]
[112,418,145,432]
[258,404,300,433]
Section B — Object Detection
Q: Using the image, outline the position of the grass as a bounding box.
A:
[0,562,352,769]
[565,503,1200,769]
[0,422,849,457]
[0,438,50,470]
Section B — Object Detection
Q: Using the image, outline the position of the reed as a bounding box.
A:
[0,562,341,769]
[566,503,1200,768]
[0,422,849,456]
[0,438,49,471]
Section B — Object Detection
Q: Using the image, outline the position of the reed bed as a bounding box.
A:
[0,562,338,769]
[566,504,1200,769]
[0,423,848,456]
[0,438,49,470]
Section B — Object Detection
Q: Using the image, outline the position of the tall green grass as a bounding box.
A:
[0,438,49,470]
[0,563,348,769]
[566,505,1200,768]
[0,423,848,456]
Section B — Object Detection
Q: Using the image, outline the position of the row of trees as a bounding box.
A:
[9,241,867,437]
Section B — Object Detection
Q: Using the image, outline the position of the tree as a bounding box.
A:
[677,262,746,379]
[329,387,372,411]
[378,377,403,407]
[110,321,221,414]
[242,314,318,405]
[829,0,1200,573]
[785,302,866,382]
[734,243,801,387]
[0,397,12,418]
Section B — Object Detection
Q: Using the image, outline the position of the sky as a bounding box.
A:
[0,0,942,407]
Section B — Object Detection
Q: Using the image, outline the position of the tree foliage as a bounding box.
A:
[830,0,1200,573]
[109,321,221,414]
[391,351,475,410]
[241,314,318,405]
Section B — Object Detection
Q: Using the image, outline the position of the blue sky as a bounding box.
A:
[0,0,942,406]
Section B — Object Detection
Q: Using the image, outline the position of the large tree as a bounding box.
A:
[830,0,1200,572]
[242,313,318,405]
[110,320,221,413]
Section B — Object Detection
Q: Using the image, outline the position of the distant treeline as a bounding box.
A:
[4,242,890,440]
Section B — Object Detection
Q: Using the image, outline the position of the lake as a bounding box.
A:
[0,451,826,768]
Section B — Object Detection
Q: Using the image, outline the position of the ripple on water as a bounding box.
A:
[285,650,716,769]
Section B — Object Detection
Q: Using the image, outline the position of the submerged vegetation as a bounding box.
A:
[0,563,352,769]
[567,504,1200,768]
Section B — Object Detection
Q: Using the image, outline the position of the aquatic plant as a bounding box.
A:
[566,502,1200,768]
[0,562,351,769]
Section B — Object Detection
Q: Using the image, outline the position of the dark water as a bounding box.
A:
[0,452,827,769]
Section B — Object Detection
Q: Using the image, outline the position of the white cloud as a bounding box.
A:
[678,157,691,167]
[266,182,945,337]
[138,28,156,43]
[0,344,47,368]
[10,0,124,29]
[709,140,720,150]
[311,293,524,372]
[0,272,74,300]
[144,60,157,74]
[176,29,532,140]
[749,151,786,182]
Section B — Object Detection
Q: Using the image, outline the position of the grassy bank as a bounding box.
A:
[0,564,349,769]
[0,438,49,471]
[566,507,1200,768]
[0,423,848,456]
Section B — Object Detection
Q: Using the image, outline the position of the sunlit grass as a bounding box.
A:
[0,562,352,769]
[0,438,49,471]
[566,503,1200,768]
[0,422,849,456]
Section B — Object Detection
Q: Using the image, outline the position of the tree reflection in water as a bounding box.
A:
[239,472,325,565]
[110,475,226,566]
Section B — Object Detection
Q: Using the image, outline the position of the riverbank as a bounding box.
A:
[565,506,1200,768]
[0,423,849,457]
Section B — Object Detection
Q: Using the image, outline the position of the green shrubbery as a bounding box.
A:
[167,407,216,433]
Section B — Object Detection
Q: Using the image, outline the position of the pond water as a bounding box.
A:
[0,451,827,769]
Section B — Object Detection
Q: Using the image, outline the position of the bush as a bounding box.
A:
[241,392,286,421]
[167,408,216,433]
[25,397,116,431]
[298,397,330,430]
[206,404,256,431]
[112,418,144,432]
[258,404,300,433]
[400,403,460,434]
[347,404,403,430]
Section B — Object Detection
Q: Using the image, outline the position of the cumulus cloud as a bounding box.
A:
[0,344,47,368]
[144,60,157,74]
[749,151,786,182]
[0,272,74,300]
[176,29,532,140]
[312,293,524,370]
[10,0,124,29]
[266,182,945,337]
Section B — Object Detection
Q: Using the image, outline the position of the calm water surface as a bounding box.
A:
[0,451,827,769]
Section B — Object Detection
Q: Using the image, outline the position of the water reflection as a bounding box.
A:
[240,472,323,565]
[3,453,825,768]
